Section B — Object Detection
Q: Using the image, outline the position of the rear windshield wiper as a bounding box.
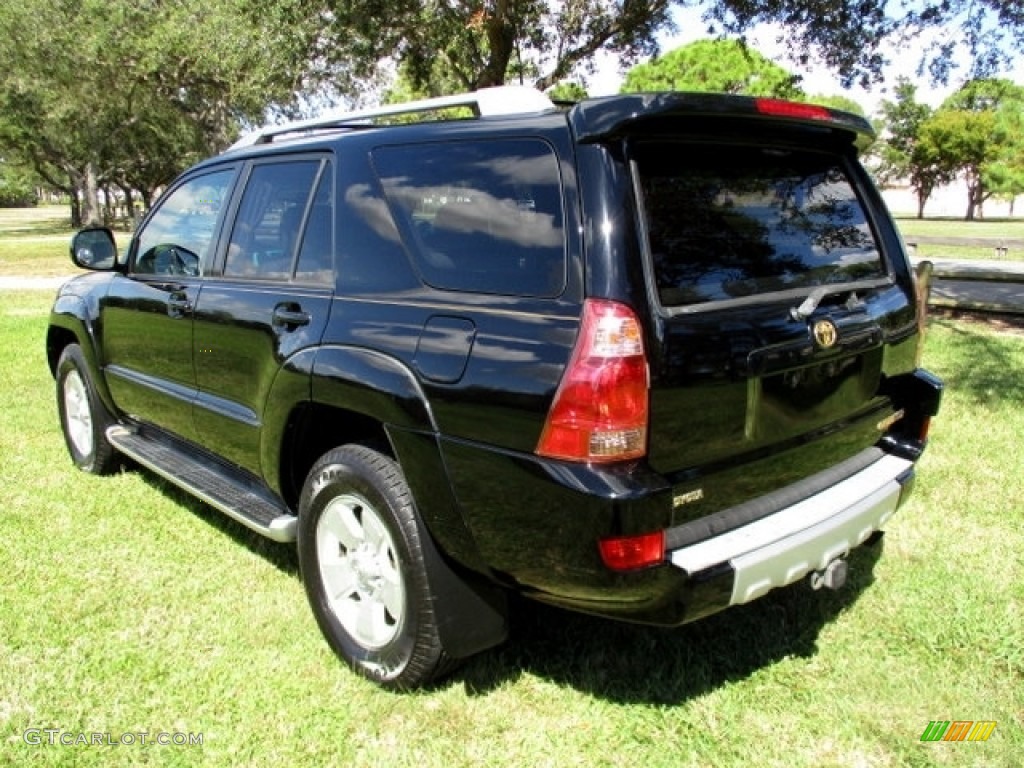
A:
[790,286,865,321]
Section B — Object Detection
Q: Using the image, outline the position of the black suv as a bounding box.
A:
[48,87,942,689]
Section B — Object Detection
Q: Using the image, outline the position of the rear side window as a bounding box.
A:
[225,159,326,281]
[372,139,566,297]
[633,143,887,309]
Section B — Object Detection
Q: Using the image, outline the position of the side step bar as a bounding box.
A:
[107,425,297,543]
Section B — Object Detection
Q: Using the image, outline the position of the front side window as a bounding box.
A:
[373,139,566,297]
[134,169,234,276]
[634,143,887,309]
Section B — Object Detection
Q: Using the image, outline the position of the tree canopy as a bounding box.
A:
[621,39,803,97]
[875,77,1024,219]
[0,0,331,224]
[333,0,1024,96]
[921,79,1024,219]
[2,0,1022,223]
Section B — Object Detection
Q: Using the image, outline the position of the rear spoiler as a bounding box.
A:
[568,93,875,152]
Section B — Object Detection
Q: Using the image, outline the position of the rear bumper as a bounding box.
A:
[669,453,913,609]
[443,432,918,626]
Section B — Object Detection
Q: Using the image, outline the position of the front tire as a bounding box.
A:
[297,445,454,690]
[56,344,119,475]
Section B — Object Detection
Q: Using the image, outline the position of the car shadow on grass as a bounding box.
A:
[134,466,883,705]
[454,539,884,704]
[135,470,300,577]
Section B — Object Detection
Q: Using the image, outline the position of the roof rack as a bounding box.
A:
[229,85,556,151]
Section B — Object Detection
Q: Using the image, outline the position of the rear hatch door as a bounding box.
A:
[627,133,916,520]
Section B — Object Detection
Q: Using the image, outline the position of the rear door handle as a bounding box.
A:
[272,304,311,329]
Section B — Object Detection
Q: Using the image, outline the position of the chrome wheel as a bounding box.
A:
[316,492,405,649]
[63,368,94,459]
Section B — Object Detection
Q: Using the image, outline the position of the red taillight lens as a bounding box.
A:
[754,98,832,121]
[599,531,665,572]
[537,299,649,463]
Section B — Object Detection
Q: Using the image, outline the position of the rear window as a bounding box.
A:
[372,139,566,297]
[633,143,887,309]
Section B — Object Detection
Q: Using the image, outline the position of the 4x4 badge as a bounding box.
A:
[812,319,838,349]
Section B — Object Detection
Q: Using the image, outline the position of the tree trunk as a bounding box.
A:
[69,190,82,228]
[118,184,136,227]
[477,1,515,88]
[81,163,103,227]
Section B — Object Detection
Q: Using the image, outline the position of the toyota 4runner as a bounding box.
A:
[48,87,943,689]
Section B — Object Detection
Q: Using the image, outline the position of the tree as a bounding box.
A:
[0,0,332,225]
[806,94,865,116]
[547,81,591,102]
[984,106,1024,213]
[329,1,1024,97]
[874,79,952,218]
[919,78,1024,219]
[0,159,37,207]
[620,39,803,97]
[704,0,1024,88]
[332,1,675,95]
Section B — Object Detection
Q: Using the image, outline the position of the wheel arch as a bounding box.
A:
[47,297,117,415]
[270,346,508,661]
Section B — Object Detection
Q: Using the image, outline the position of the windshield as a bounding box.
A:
[633,142,887,309]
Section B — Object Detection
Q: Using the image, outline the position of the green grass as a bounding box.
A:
[0,207,133,277]
[1,289,1021,767]
[894,216,1024,262]
[894,217,1024,240]
[0,207,74,276]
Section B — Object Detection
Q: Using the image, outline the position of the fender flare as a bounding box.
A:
[47,294,118,416]
[273,344,507,658]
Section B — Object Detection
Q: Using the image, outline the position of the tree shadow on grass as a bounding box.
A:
[453,539,884,705]
[930,317,1024,408]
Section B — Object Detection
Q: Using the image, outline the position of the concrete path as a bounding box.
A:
[0,275,72,291]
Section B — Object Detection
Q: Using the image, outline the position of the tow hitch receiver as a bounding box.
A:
[809,558,848,591]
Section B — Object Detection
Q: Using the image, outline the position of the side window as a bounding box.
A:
[225,160,321,280]
[134,170,233,276]
[372,139,566,297]
[294,173,333,284]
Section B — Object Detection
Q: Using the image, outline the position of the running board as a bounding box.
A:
[106,425,297,543]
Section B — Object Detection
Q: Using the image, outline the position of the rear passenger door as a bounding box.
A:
[191,156,334,475]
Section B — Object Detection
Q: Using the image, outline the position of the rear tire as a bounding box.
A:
[56,344,119,475]
[297,444,455,690]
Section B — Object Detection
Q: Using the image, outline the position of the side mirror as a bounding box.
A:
[70,228,118,271]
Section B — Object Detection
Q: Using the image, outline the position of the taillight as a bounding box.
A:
[536,299,649,463]
[599,531,665,571]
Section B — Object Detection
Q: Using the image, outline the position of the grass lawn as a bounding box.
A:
[0,284,1021,766]
[0,207,134,277]
[893,216,1024,262]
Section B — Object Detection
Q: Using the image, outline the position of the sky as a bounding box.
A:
[586,6,1024,115]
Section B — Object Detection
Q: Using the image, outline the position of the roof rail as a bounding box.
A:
[229,85,555,151]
